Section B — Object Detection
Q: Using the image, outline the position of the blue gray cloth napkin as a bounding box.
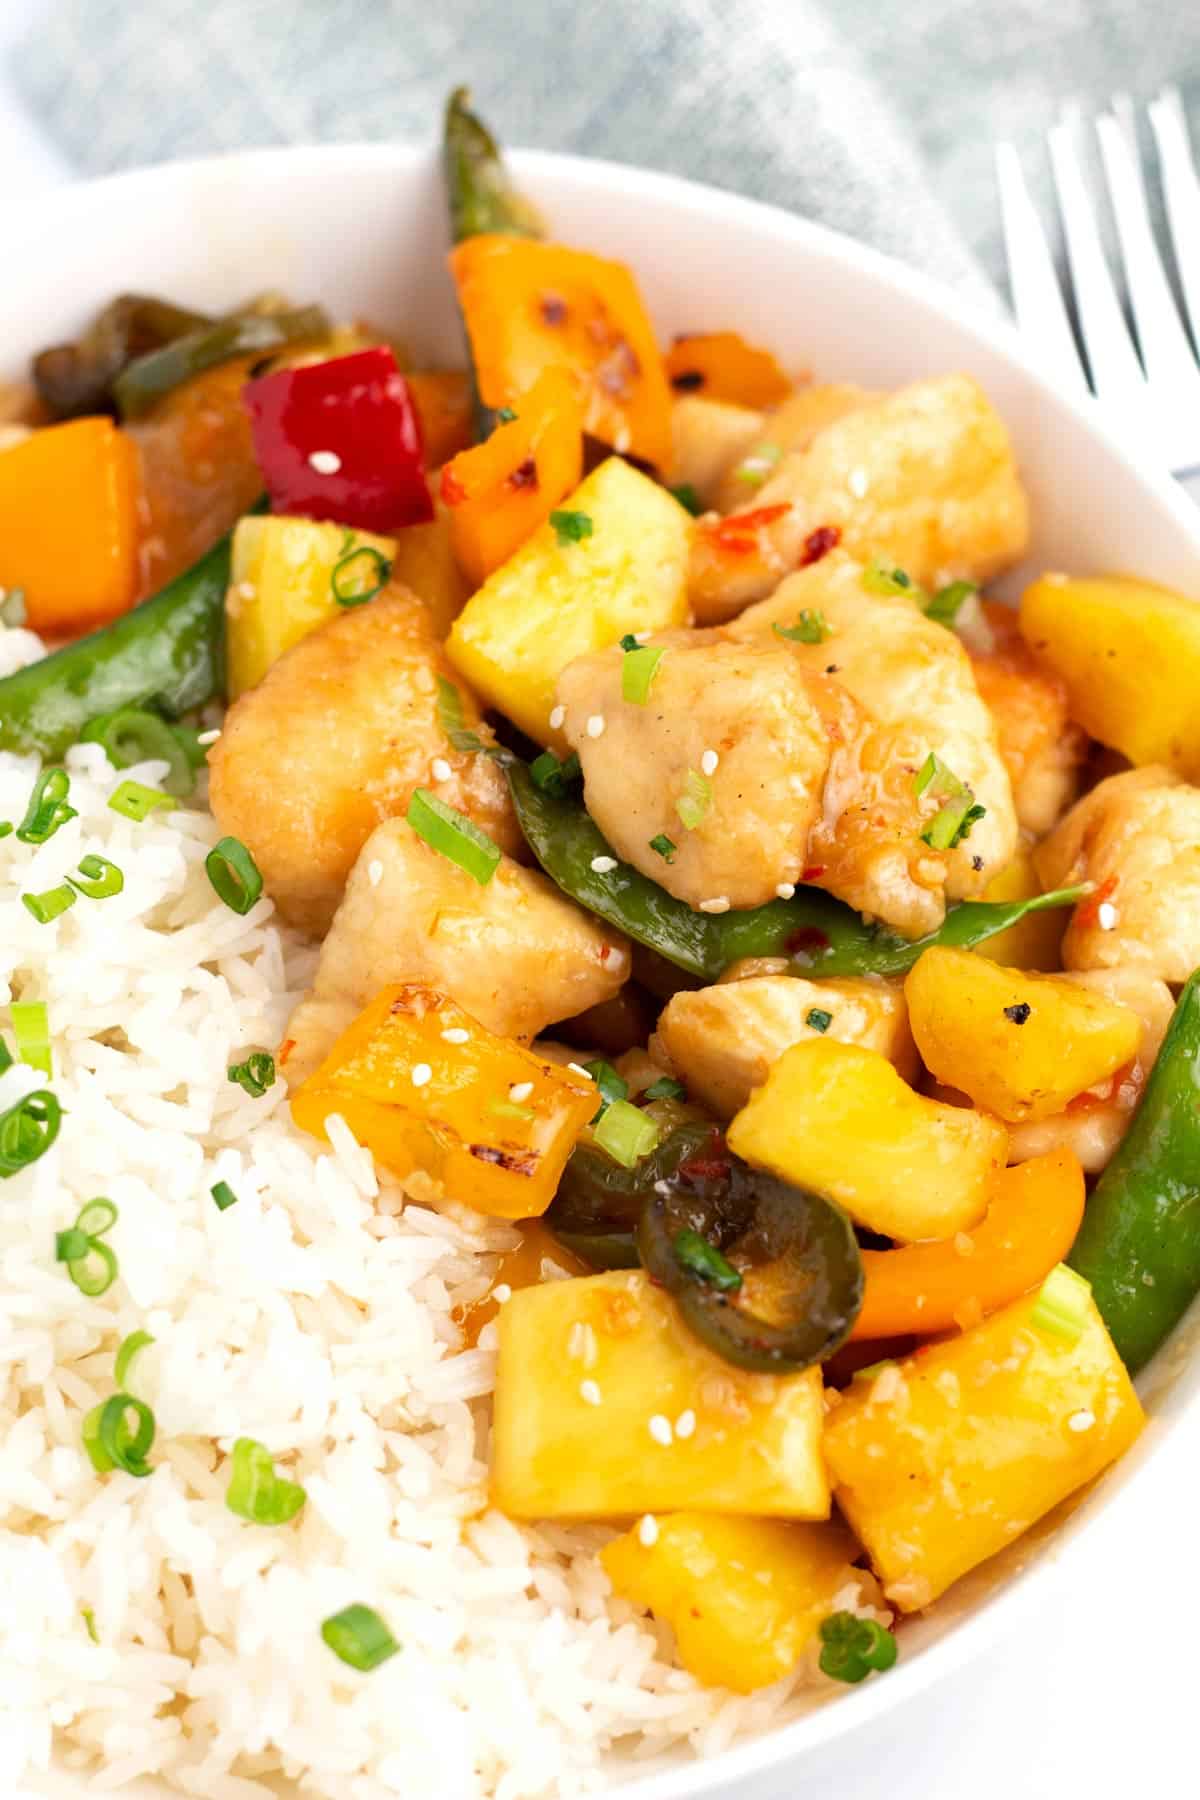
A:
[9,0,1200,304]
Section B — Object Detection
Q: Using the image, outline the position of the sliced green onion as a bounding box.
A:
[68,854,124,900]
[81,1607,99,1644]
[0,1090,62,1178]
[82,1393,155,1478]
[621,644,665,705]
[806,1007,833,1034]
[923,580,978,627]
[550,509,594,548]
[15,767,76,845]
[495,406,518,424]
[862,560,922,601]
[670,483,702,516]
[225,1436,307,1525]
[321,1602,400,1672]
[530,749,581,796]
[649,833,677,863]
[434,674,489,754]
[772,608,830,644]
[331,541,392,607]
[674,1228,743,1292]
[55,1226,90,1263]
[593,1099,662,1168]
[80,707,196,796]
[1031,1263,1092,1345]
[64,1240,118,1297]
[0,586,27,627]
[733,442,782,487]
[583,1059,628,1121]
[0,1037,12,1075]
[56,1197,119,1295]
[211,1180,239,1212]
[0,822,11,838]
[114,1330,155,1389]
[675,769,712,832]
[206,836,263,914]
[818,1612,898,1683]
[12,1000,51,1076]
[108,779,175,822]
[643,1076,686,1101]
[406,788,500,886]
[22,884,77,925]
[912,752,985,851]
[227,1052,276,1098]
[912,751,964,801]
[74,1198,117,1237]
[488,1098,536,1122]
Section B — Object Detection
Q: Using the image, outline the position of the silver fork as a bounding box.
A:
[996,87,1200,504]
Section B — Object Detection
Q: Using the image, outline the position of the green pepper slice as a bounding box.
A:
[548,1121,715,1269]
[113,306,331,419]
[33,294,212,420]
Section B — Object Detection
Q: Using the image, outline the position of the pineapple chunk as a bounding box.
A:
[973,846,1065,972]
[291,984,596,1219]
[491,1270,828,1520]
[446,457,692,748]
[905,946,1142,1123]
[824,1287,1144,1610]
[727,1039,1004,1242]
[603,1514,862,1692]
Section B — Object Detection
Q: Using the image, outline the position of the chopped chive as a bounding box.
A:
[225,1436,307,1525]
[22,884,77,925]
[321,1602,400,1671]
[806,1007,834,1033]
[583,1059,628,1121]
[593,1098,662,1168]
[114,1330,155,1389]
[108,779,175,821]
[211,1180,239,1212]
[434,674,489,754]
[81,707,197,796]
[649,833,677,863]
[12,1000,51,1075]
[227,1051,276,1098]
[406,788,501,885]
[495,406,518,424]
[15,767,76,845]
[488,1097,536,1122]
[1031,1263,1092,1344]
[923,579,978,627]
[862,560,922,601]
[82,1393,155,1478]
[818,1612,898,1683]
[530,749,581,796]
[772,608,830,644]
[669,483,702,516]
[67,854,124,900]
[674,1228,743,1292]
[621,644,665,705]
[0,1090,62,1178]
[206,836,263,914]
[550,509,593,547]
[81,1607,99,1644]
[675,769,712,831]
[331,541,392,607]
[643,1076,687,1101]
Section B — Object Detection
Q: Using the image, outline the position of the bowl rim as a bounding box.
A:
[10,138,1200,1800]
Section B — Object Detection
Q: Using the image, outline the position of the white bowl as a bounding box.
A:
[6,143,1200,1800]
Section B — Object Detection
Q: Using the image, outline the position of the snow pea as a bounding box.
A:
[444,86,544,245]
[505,760,1088,983]
[113,306,330,419]
[1069,967,1200,1372]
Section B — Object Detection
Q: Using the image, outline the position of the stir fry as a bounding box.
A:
[5,86,1200,1704]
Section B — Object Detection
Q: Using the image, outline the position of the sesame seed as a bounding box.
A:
[698,897,730,914]
[549,704,566,729]
[653,1179,672,1196]
[196,728,221,746]
[509,1081,534,1103]
[431,757,452,782]
[848,466,869,498]
[308,449,342,474]
[1068,1409,1095,1432]
[586,714,606,738]
[492,1283,512,1305]
[1097,902,1118,931]
[590,854,617,873]
[367,859,384,886]
[674,1409,696,1440]
[648,1414,674,1446]
[441,1027,469,1044]
[700,749,719,777]
[411,1063,432,1088]
[775,882,796,900]
[579,1379,602,1406]
[638,1514,660,1547]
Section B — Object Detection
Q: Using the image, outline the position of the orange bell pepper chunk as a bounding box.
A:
[851,1147,1086,1340]
[0,418,139,634]
[663,331,793,409]
[440,367,584,587]
[291,983,597,1220]
[449,234,673,469]
[407,369,475,467]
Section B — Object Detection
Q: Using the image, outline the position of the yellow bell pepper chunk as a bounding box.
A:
[603,1514,863,1693]
[727,1039,1005,1242]
[824,1286,1144,1611]
[492,1269,828,1520]
[290,983,596,1219]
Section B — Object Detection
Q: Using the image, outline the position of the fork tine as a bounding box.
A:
[1095,100,1200,405]
[994,142,1088,395]
[1149,87,1200,353]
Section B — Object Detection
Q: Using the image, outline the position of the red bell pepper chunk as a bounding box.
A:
[243,346,433,532]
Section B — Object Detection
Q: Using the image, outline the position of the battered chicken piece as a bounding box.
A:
[209,585,520,934]
[967,602,1085,836]
[670,396,765,508]
[283,817,631,1086]
[689,375,1030,623]
[728,551,1018,900]
[710,383,879,514]
[1036,766,1200,981]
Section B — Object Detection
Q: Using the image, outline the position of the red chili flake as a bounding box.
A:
[540,292,568,326]
[440,465,468,506]
[678,1148,732,1183]
[785,925,831,958]
[278,1037,296,1067]
[599,944,612,964]
[801,865,826,882]
[506,457,538,492]
[708,502,792,556]
[1074,873,1117,931]
[799,523,841,567]
[670,369,705,392]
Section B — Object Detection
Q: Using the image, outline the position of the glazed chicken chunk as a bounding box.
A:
[967,602,1085,836]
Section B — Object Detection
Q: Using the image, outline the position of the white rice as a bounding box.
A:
[0,647,861,1798]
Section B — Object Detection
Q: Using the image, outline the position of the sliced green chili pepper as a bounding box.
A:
[547,1122,716,1270]
[0,502,265,763]
[33,293,211,420]
[1069,967,1200,1372]
[113,306,330,420]
[505,760,1088,982]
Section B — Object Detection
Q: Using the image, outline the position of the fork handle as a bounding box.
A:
[1178,469,1200,509]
